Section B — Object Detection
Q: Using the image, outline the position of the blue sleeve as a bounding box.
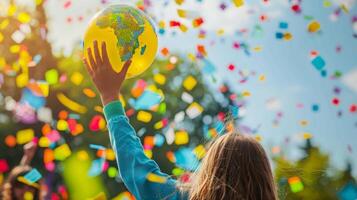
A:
[104,101,185,200]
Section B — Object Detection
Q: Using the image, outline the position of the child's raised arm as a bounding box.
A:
[83,41,183,200]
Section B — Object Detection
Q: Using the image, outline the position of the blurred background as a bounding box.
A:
[0,0,357,199]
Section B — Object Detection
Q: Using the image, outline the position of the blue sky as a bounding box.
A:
[5,0,357,174]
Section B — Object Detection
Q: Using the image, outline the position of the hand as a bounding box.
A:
[20,141,37,166]
[83,41,132,105]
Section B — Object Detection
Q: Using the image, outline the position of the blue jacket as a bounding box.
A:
[104,101,188,200]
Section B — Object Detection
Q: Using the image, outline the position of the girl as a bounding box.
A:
[1,142,45,200]
[84,41,277,200]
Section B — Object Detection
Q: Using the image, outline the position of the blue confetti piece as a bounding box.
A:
[311,56,325,70]
[202,59,216,74]
[279,22,288,29]
[276,32,284,39]
[24,169,42,183]
[88,158,105,177]
[131,90,163,110]
[214,121,225,135]
[338,182,357,200]
[174,148,199,171]
[89,144,106,150]
[229,105,239,119]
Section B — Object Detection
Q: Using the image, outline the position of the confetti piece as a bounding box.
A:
[175,131,189,145]
[186,102,203,119]
[232,0,244,7]
[0,159,9,173]
[311,56,325,70]
[23,169,42,183]
[154,73,166,85]
[175,0,185,5]
[288,176,304,193]
[57,93,87,114]
[45,69,58,85]
[54,144,72,161]
[83,88,96,98]
[183,76,197,91]
[146,173,167,183]
[308,20,321,33]
[90,144,106,150]
[70,72,83,85]
[192,17,204,28]
[16,129,34,144]
[5,135,16,147]
[137,111,152,123]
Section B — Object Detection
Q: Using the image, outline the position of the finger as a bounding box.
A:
[101,42,110,67]
[87,47,97,71]
[93,40,102,65]
[119,60,132,77]
[83,57,94,76]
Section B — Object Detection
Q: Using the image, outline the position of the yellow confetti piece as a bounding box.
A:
[16,129,34,144]
[340,4,349,13]
[94,106,103,113]
[57,119,68,131]
[38,137,50,147]
[137,111,152,123]
[193,145,206,159]
[17,177,40,189]
[242,90,251,97]
[217,29,225,35]
[154,73,166,85]
[323,0,332,7]
[175,0,185,5]
[179,24,188,32]
[146,173,167,183]
[183,75,197,91]
[177,9,187,18]
[10,45,20,53]
[154,120,164,129]
[232,0,244,7]
[144,149,152,159]
[16,73,28,88]
[258,74,266,81]
[8,4,17,16]
[255,135,263,142]
[18,12,31,24]
[175,131,189,145]
[252,46,263,52]
[302,132,313,139]
[54,144,71,161]
[83,88,96,98]
[37,81,49,97]
[105,149,116,161]
[307,20,320,33]
[0,19,10,30]
[57,93,87,114]
[45,69,58,85]
[70,72,83,85]
[158,20,165,29]
[284,32,293,41]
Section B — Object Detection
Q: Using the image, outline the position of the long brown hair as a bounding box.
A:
[186,133,277,200]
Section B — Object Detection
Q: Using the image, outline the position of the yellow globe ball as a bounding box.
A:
[84,4,158,79]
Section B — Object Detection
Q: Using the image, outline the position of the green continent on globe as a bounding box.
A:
[96,6,145,62]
